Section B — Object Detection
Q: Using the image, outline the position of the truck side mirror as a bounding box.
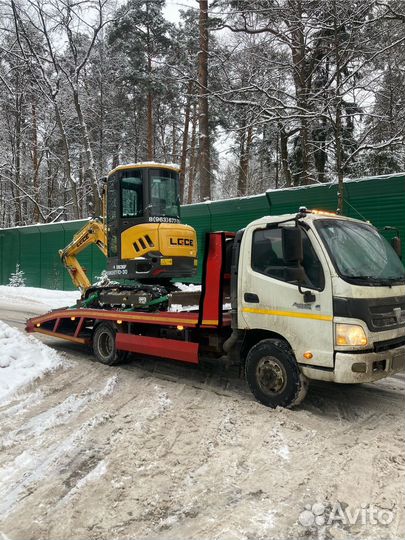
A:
[282,227,303,263]
[392,236,402,259]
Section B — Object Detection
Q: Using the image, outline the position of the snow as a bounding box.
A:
[0,321,65,404]
[277,445,290,461]
[77,460,107,488]
[0,285,80,310]
[109,162,180,175]
[0,218,88,232]
[174,282,201,292]
[168,304,199,312]
[63,460,107,502]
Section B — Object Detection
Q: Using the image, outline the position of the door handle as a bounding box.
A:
[244,292,260,303]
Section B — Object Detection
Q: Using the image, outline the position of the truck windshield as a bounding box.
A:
[150,171,180,218]
[316,219,405,286]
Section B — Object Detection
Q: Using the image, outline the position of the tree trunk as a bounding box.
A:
[172,118,177,162]
[335,103,344,214]
[54,103,80,219]
[198,0,211,201]
[333,0,344,214]
[187,100,198,204]
[14,89,22,225]
[46,148,54,220]
[146,24,154,161]
[289,10,314,186]
[279,124,292,187]
[147,90,154,161]
[72,86,101,216]
[31,95,41,223]
[237,124,253,196]
[179,80,193,203]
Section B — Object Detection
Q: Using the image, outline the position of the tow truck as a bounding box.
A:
[26,208,405,408]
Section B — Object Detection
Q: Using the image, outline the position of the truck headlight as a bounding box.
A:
[335,324,368,347]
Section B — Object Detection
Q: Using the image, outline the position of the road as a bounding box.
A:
[0,302,404,540]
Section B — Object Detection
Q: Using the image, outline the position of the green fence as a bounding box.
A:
[1,173,404,289]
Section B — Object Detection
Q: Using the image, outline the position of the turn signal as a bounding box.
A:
[303,352,313,360]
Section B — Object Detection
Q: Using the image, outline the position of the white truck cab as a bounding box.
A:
[233,209,405,406]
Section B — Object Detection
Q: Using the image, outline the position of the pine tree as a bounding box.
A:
[8,264,26,287]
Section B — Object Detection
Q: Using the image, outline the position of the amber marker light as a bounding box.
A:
[177,325,184,331]
[303,352,313,360]
[117,320,122,325]
[36,323,41,327]
[311,209,337,216]
[70,316,76,321]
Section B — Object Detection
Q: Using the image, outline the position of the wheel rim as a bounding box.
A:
[98,330,114,359]
[256,356,287,395]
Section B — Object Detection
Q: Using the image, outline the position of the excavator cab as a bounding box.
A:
[59,163,197,295]
[105,163,197,281]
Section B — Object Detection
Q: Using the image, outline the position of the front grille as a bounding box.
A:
[370,304,405,329]
[334,296,405,332]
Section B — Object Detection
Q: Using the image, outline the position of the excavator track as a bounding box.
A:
[80,283,174,311]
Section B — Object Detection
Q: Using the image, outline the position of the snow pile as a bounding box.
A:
[174,282,201,292]
[0,321,65,403]
[0,286,80,310]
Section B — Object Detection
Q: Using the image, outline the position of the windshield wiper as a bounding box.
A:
[386,277,405,285]
[343,275,394,286]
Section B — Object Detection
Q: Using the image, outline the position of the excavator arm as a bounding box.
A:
[59,219,107,292]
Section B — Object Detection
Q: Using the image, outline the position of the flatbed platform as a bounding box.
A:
[26,232,234,366]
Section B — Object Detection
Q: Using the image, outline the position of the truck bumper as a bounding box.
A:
[301,345,405,383]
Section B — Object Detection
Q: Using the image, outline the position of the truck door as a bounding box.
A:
[240,224,334,368]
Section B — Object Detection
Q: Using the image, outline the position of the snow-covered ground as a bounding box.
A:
[0,321,66,404]
[0,293,404,540]
[0,285,80,311]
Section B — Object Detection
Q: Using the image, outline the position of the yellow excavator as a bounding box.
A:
[59,163,198,309]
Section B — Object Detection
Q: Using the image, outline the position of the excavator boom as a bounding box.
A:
[59,219,107,292]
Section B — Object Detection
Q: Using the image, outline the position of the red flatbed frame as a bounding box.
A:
[26,232,234,366]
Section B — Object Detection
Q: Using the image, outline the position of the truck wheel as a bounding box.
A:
[245,339,308,408]
[93,322,127,365]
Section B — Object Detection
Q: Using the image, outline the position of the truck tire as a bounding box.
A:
[92,322,127,365]
[245,339,308,408]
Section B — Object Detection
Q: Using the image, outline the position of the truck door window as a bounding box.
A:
[252,228,324,290]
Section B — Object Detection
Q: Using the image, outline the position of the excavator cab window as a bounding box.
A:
[121,173,143,218]
[150,171,180,218]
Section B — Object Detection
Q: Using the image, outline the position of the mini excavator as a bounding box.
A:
[59,163,198,310]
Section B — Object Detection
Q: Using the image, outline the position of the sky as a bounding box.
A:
[163,0,197,22]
